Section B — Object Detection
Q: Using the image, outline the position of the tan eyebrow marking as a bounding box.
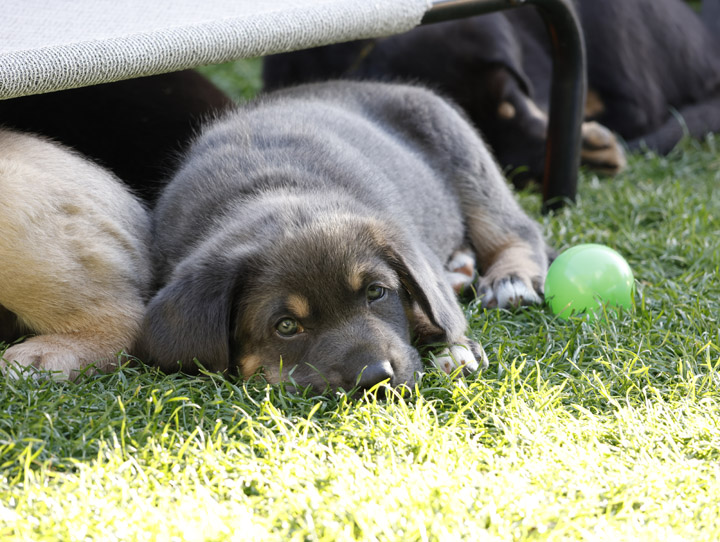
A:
[347,265,366,292]
[286,294,311,319]
[348,259,401,293]
[524,95,548,123]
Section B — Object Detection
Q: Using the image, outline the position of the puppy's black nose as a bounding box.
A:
[357,360,394,389]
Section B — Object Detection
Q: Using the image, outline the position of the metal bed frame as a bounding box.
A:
[423,0,586,210]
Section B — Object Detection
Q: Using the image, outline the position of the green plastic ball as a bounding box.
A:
[544,244,635,320]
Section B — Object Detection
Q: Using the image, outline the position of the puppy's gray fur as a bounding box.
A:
[0,129,152,379]
[139,81,549,391]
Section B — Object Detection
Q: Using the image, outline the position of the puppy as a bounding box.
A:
[138,81,550,392]
[0,129,152,379]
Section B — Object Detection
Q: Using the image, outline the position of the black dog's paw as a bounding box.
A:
[581,121,627,175]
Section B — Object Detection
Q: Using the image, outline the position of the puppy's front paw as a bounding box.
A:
[430,339,488,375]
[477,275,543,309]
[1,336,116,380]
[2,341,75,380]
[581,121,626,175]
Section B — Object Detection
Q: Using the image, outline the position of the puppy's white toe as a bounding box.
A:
[494,277,542,308]
[431,341,486,375]
[446,271,475,295]
[447,249,476,276]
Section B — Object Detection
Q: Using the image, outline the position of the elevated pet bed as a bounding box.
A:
[0,0,585,208]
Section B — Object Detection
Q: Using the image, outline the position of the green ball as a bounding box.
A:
[544,244,635,320]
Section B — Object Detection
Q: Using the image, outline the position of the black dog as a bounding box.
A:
[138,81,550,392]
[567,0,720,154]
[264,0,720,183]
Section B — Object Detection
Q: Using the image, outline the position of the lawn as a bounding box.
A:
[1,60,719,541]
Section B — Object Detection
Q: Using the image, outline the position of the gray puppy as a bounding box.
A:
[138,81,549,391]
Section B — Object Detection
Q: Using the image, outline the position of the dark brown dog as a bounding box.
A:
[0,70,233,199]
[137,81,551,393]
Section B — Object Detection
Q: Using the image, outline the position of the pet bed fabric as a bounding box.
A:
[0,0,429,99]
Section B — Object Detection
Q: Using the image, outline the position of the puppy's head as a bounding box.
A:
[137,215,467,392]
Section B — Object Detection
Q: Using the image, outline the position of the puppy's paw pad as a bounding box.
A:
[446,248,477,295]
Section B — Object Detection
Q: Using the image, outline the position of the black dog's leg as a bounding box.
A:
[627,94,720,154]
[702,0,720,35]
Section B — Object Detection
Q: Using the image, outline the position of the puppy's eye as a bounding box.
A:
[366,283,387,302]
[276,317,301,337]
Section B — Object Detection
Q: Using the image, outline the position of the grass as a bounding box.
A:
[2,60,720,540]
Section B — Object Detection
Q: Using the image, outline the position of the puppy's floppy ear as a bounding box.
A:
[371,224,467,344]
[136,248,250,374]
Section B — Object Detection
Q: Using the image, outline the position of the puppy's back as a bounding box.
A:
[154,81,491,273]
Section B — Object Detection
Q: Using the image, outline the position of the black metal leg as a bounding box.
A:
[422,0,586,211]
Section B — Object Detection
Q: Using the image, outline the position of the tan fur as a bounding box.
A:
[462,201,545,307]
[0,129,151,379]
[479,240,543,287]
[521,91,624,175]
[580,121,627,174]
[286,294,311,319]
[497,101,517,120]
[523,95,549,123]
[464,206,521,259]
[585,88,606,118]
[239,354,263,379]
[347,267,365,292]
[345,251,402,294]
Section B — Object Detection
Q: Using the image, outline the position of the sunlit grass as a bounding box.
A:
[1,64,719,539]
